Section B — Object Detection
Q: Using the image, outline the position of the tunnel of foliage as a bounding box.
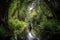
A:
[0,0,60,40]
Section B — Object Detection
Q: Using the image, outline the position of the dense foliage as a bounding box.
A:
[0,0,60,40]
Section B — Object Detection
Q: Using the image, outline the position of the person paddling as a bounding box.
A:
[28,21,33,31]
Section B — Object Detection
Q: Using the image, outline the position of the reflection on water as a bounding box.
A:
[28,32,34,38]
[15,35,17,40]
[28,0,37,13]
[27,32,34,40]
[27,29,40,40]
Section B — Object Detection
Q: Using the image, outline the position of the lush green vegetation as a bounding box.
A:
[0,0,60,40]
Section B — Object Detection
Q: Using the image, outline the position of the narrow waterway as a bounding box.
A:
[26,0,40,40]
